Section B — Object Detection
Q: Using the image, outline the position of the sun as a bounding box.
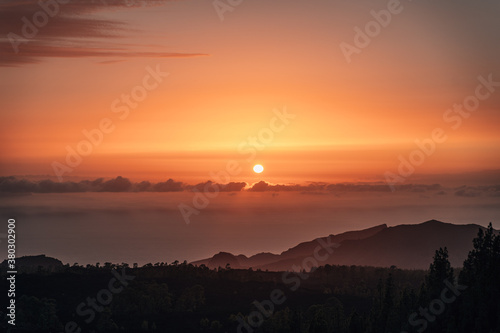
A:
[253,164,264,174]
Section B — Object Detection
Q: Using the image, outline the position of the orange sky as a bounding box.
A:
[1,0,500,185]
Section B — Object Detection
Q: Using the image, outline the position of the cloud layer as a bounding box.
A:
[2,176,499,197]
[0,0,207,66]
[0,176,245,193]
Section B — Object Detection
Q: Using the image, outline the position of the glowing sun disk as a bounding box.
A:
[253,164,264,173]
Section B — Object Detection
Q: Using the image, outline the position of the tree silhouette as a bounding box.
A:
[457,223,500,332]
[425,247,454,300]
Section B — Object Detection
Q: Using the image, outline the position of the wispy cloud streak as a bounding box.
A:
[0,0,207,66]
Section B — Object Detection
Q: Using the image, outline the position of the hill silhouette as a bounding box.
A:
[191,220,497,270]
[0,254,63,273]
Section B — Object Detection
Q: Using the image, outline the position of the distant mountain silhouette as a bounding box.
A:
[192,223,387,269]
[191,220,497,270]
[1,254,63,273]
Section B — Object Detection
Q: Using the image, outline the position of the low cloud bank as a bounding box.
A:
[0,176,243,193]
[2,176,499,196]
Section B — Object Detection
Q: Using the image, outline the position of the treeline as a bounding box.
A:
[1,224,498,332]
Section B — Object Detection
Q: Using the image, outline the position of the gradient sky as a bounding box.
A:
[1,0,500,184]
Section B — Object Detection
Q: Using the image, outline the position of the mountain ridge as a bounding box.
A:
[191,220,496,270]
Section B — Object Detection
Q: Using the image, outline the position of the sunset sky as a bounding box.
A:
[1,0,500,185]
[1,0,500,266]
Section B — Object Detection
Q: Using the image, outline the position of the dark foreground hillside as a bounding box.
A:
[1,224,499,333]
